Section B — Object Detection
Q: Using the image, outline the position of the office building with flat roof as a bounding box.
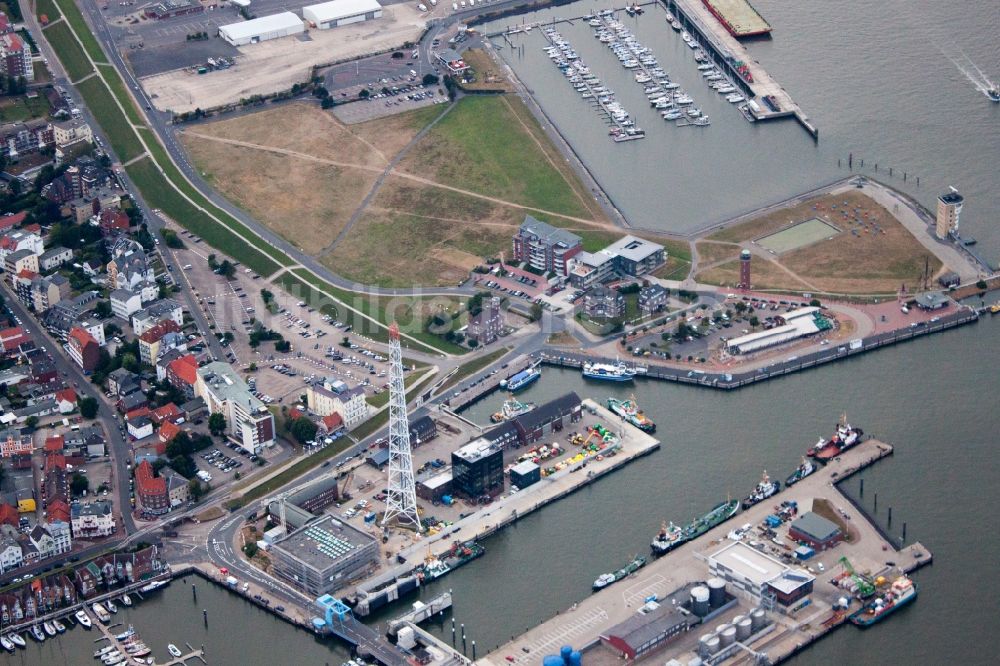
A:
[270,515,379,596]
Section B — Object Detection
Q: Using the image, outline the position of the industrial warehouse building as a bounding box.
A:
[303,0,382,29]
[709,541,815,607]
[725,306,831,355]
[218,12,304,46]
[269,515,378,595]
[788,511,844,550]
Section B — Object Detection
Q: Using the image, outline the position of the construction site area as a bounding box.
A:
[479,437,931,665]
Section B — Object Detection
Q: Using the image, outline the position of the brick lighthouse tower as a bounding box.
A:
[738,249,752,290]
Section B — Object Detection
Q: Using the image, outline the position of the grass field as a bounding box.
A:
[53,0,107,63]
[76,76,145,162]
[757,218,839,254]
[97,63,145,126]
[41,21,93,82]
[398,96,600,220]
[698,190,942,294]
[34,0,60,22]
[457,49,514,92]
[439,346,511,393]
[0,95,50,123]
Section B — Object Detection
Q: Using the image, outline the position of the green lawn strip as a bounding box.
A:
[291,269,469,355]
[143,135,293,269]
[35,0,61,22]
[439,346,511,393]
[415,96,592,219]
[366,370,425,408]
[97,64,145,126]
[76,76,144,162]
[42,21,93,82]
[53,0,108,63]
[0,96,50,123]
[126,157,282,276]
[224,372,437,510]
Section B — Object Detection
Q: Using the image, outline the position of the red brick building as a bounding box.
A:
[134,460,170,515]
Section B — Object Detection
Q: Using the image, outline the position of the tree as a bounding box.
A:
[321,97,335,109]
[209,412,227,436]
[94,300,113,319]
[25,416,38,431]
[243,542,258,558]
[70,473,89,497]
[161,229,184,249]
[976,279,988,290]
[189,478,207,502]
[749,316,760,328]
[809,299,822,308]
[422,73,440,86]
[79,396,99,419]
[289,417,317,444]
[530,303,543,322]
[358,89,371,99]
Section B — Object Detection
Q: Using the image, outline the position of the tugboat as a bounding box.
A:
[490,395,536,423]
[606,396,656,433]
[742,470,780,509]
[807,417,864,461]
[650,521,686,555]
[785,458,816,486]
[592,555,646,591]
[850,576,918,626]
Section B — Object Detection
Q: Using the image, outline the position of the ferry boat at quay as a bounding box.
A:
[850,576,918,626]
[606,396,655,432]
[500,364,540,392]
[583,359,638,382]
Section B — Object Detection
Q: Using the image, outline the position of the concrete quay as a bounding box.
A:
[357,400,660,597]
[479,437,932,665]
[666,0,818,137]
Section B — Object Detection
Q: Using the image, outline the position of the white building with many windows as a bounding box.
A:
[71,501,116,538]
[196,362,275,454]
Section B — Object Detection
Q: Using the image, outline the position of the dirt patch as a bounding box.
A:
[350,104,444,157]
[459,48,514,92]
[696,241,741,267]
[698,258,812,291]
[183,140,376,249]
[197,506,225,522]
[547,331,578,346]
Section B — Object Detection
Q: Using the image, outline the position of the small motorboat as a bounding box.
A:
[106,599,118,614]
[1,636,14,653]
[53,619,66,633]
[42,621,57,637]
[168,644,182,658]
[7,633,26,648]
[30,625,45,642]
[120,594,133,607]
[96,645,118,658]
[76,609,93,628]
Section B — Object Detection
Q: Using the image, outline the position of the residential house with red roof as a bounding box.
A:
[66,327,100,372]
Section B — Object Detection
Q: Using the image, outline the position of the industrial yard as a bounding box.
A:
[480,437,931,665]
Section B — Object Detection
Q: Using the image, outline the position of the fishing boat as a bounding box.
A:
[138,580,169,594]
[106,599,118,614]
[850,576,918,626]
[167,644,183,658]
[76,609,93,628]
[53,619,66,633]
[42,621,57,637]
[606,396,655,432]
[650,521,686,555]
[92,602,111,624]
[490,395,536,423]
[785,458,816,486]
[7,632,25,648]
[592,555,646,591]
[29,625,45,642]
[682,499,741,540]
[120,594,133,607]
[499,363,541,392]
[742,470,780,509]
[1,636,14,653]
[582,359,635,382]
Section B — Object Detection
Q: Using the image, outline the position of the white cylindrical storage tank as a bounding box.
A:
[751,608,766,632]
[737,616,753,641]
[731,614,746,628]
[691,586,710,617]
[707,577,726,608]
[715,624,729,635]
[698,634,713,658]
[705,636,720,655]
[720,625,736,647]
